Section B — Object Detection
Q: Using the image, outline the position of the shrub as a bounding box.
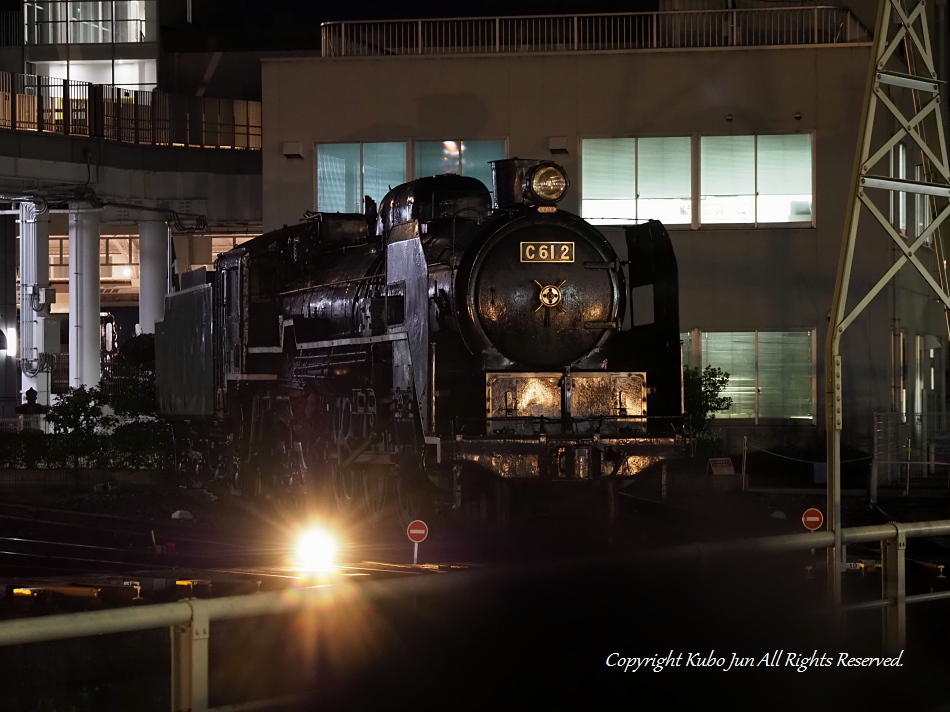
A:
[683,365,733,455]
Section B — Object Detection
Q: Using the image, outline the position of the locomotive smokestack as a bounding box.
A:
[490,158,569,209]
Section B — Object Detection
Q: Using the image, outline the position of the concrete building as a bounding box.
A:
[260,5,949,465]
[0,0,263,415]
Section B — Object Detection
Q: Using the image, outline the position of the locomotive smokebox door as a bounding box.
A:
[467,219,623,369]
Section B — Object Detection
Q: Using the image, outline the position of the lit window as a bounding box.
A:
[316,142,406,213]
[414,140,506,190]
[682,330,814,420]
[581,137,691,225]
[701,134,813,225]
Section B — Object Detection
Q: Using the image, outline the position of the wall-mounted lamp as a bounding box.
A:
[281,141,305,160]
[548,136,569,155]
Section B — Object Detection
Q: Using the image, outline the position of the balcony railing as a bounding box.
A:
[321,7,870,57]
[0,72,262,150]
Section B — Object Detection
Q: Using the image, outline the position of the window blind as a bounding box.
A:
[638,137,691,199]
[363,142,406,208]
[460,140,506,189]
[317,143,360,213]
[757,331,813,418]
[702,331,756,418]
[701,135,755,197]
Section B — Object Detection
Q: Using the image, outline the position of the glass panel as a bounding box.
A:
[756,134,812,223]
[107,237,131,264]
[758,332,813,419]
[317,143,360,213]
[49,238,64,265]
[363,142,406,209]
[638,136,692,225]
[681,332,692,370]
[460,140,505,191]
[701,135,755,224]
[415,141,460,178]
[581,138,636,225]
[702,332,756,418]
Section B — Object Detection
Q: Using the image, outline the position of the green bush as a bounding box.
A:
[683,365,733,455]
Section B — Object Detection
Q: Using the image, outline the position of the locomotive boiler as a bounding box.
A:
[156,158,682,527]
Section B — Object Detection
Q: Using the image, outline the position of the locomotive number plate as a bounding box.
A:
[520,242,574,263]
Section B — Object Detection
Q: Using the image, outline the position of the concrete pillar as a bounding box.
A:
[0,215,16,418]
[137,219,168,333]
[68,202,101,388]
[18,202,52,406]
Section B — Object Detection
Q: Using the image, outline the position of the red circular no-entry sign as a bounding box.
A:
[407,520,428,543]
[802,508,824,531]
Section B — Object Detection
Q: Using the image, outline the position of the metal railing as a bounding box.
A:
[0,519,942,709]
[872,411,950,495]
[321,7,870,57]
[0,71,262,150]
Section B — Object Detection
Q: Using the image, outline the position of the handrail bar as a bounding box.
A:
[320,6,861,27]
[0,568,486,648]
[1,518,949,648]
[0,519,945,709]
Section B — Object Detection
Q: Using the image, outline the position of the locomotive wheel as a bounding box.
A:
[360,468,390,525]
[331,462,361,514]
[394,475,430,529]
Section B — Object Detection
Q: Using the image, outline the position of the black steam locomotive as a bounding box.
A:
[156,158,682,526]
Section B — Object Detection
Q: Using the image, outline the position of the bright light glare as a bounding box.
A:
[294,528,337,571]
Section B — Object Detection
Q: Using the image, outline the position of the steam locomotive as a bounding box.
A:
[155,158,682,527]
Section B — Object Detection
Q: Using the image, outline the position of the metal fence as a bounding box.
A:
[321,7,870,57]
[49,354,143,396]
[0,71,261,150]
[872,412,950,495]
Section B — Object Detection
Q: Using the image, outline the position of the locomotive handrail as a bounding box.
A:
[321,6,871,58]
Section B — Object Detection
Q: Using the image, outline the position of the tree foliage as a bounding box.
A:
[683,365,733,453]
[21,335,170,470]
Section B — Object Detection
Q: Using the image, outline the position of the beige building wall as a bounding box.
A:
[261,46,947,453]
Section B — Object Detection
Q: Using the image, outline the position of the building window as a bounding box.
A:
[700,134,813,225]
[580,137,691,225]
[683,329,814,421]
[316,142,406,213]
[414,140,506,191]
[25,1,153,45]
[582,133,813,227]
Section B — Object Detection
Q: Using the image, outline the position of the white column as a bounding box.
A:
[137,219,168,334]
[0,215,17,418]
[68,203,101,388]
[18,202,52,405]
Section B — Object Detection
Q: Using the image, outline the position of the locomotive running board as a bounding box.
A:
[296,332,408,350]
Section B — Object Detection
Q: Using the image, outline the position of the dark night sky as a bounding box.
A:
[184,0,661,27]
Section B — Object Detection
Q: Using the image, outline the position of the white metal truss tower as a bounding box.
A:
[827,0,950,616]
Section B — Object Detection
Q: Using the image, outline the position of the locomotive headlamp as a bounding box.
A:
[527,164,569,204]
